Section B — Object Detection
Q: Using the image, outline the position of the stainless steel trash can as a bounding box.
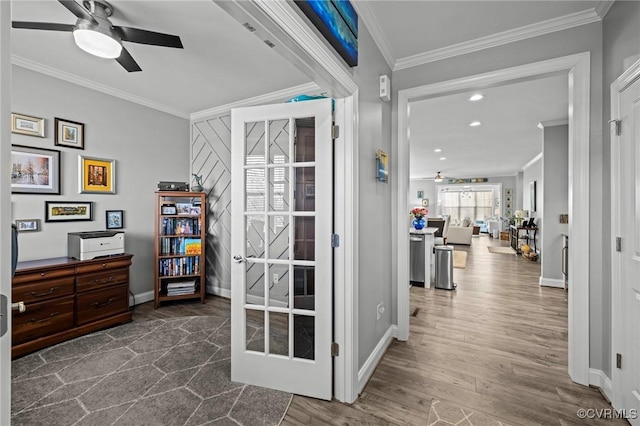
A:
[410,235,425,284]
[434,245,456,290]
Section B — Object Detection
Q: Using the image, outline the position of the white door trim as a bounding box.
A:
[216,0,360,403]
[0,1,11,424]
[396,52,591,385]
[610,58,640,409]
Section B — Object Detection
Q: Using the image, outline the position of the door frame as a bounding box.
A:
[610,58,640,409]
[0,1,12,424]
[215,0,360,403]
[396,52,592,385]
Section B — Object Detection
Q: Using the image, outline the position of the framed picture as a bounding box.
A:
[11,113,45,137]
[506,209,512,217]
[55,118,84,149]
[305,184,315,198]
[530,181,537,212]
[45,201,93,222]
[505,188,513,196]
[161,204,177,215]
[15,219,41,232]
[421,199,429,207]
[376,149,389,183]
[11,145,61,194]
[79,155,115,194]
[506,195,512,202]
[506,202,512,209]
[106,210,124,229]
[417,190,424,199]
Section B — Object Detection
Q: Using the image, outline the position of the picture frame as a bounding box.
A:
[45,201,93,222]
[530,181,537,212]
[79,155,115,194]
[421,198,429,207]
[505,188,513,196]
[417,190,424,199]
[55,118,84,149]
[506,195,512,202]
[106,210,124,229]
[11,145,61,194]
[161,204,177,215]
[15,219,41,232]
[506,201,512,209]
[11,113,45,137]
[376,149,389,183]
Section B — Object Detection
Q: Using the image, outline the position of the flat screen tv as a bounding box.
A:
[295,0,358,67]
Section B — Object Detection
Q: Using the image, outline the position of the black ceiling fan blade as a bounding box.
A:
[58,0,97,24]
[116,47,142,72]
[113,26,183,48]
[12,21,75,32]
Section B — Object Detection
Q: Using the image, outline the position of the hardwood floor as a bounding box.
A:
[134,235,622,425]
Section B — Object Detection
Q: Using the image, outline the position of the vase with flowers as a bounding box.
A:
[410,207,429,230]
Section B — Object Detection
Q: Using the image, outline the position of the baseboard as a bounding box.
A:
[131,290,154,306]
[357,325,396,395]
[208,285,231,299]
[539,277,564,288]
[589,369,613,403]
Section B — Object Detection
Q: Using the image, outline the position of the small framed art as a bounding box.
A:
[79,155,115,194]
[45,201,93,222]
[15,219,41,232]
[106,210,124,229]
[11,113,45,137]
[55,118,84,149]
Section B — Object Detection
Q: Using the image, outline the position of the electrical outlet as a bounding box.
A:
[376,302,385,320]
[273,273,279,284]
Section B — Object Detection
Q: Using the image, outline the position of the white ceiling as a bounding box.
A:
[10,0,608,176]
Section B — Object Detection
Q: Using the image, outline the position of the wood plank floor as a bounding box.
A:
[134,235,623,425]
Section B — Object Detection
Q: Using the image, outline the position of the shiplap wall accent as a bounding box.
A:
[191,114,232,296]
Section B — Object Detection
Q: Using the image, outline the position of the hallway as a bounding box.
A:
[283,236,622,425]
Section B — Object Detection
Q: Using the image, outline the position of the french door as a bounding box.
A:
[230,98,333,399]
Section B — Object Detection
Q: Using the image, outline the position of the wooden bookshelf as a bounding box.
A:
[154,191,206,308]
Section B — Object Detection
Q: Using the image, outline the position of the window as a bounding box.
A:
[441,190,493,222]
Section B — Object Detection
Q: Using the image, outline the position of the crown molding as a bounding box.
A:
[523,152,543,170]
[394,9,601,71]
[12,55,190,119]
[190,82,321,121]
[350,1,395,70]
[538,119,569,129]
[594,1,614,19]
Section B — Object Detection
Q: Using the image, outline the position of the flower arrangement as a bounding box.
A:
[410,207,428,219]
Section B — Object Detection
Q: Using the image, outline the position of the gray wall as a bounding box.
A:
[351,23,394,370]
[522,155,542,251]
[602,0,640,378]
[541,125,568,282]
[392,21,606,372]
[11,66,190,296]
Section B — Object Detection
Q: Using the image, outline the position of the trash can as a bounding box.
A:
[434,245,456,290]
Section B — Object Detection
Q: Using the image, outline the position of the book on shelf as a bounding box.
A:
[166,280,197,296]
[161,217,201,235]
[159,256,200,276]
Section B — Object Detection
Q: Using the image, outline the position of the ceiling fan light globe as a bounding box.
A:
[73,28,122,59]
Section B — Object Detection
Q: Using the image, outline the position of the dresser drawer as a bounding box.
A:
[12,277,75,304]
[76,269,128,293]
[12,297,75,345]
[76,284,128,325]
[13,267,75,285]
[75,257,132,275]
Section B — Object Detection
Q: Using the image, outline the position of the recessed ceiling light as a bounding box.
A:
[439,157,447,160]
[469,94,484,101]
[434,148,442,153]
[469,121,482,127]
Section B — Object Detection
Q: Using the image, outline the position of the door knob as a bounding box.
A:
[233,255,246,263]
[12,301,26,313]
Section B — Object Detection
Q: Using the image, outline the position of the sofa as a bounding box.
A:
[446,225,474,245]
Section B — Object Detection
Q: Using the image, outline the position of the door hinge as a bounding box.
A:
[331,125,340,139]
[331,234,340,248]
[331,342,339,357]
[609,119,621,136]
[616,237,622,252]
[616,353,622,369]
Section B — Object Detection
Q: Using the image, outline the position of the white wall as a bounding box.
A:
[11,66,190,296]
[541,124,568,283]
[522,155,542,251]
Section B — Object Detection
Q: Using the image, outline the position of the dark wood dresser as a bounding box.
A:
[12,254,133,358]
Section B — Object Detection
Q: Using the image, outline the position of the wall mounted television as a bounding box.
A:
[295,0,358,67]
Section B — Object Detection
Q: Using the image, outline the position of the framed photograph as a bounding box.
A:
[506,209,512,217]
[376,149,389,183]
[305,184,315,198]
[79,155,115,194]
[55,118,84,149]
[45,201,93,222]
[11,113,45,137]
[106,210,124,229]
[421,199,429,207]
[11,145,61,194]
[505,188,513,196]
[506,195,512,202]
[15,219,41,232]
[161,204,177,215]
[417,190,424,199]
[506,202,512,209]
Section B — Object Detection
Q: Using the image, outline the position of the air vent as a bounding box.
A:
[263,40,275,48]
[242,23,256,32]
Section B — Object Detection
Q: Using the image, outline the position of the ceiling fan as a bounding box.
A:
[12,0,183,72]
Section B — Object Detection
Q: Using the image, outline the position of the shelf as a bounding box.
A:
[160,215,200,218]
[159,234,200,238]
[158,293,200,301]
[158,254,201,259]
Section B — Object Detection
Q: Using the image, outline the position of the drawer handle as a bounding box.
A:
[28,312,59,324]
[91,277,114,284]
[26,287,59,298]
[92,297,116,308]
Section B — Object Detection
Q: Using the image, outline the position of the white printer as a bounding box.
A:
[68,231,125,260]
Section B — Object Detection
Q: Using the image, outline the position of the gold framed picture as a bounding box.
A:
[79,155,115,194]
[11,113,45,137]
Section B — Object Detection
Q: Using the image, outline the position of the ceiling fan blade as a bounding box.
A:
[58,0,97,24]
[113,26,183,48]
[12,22,75,32]
[116,47,142,72]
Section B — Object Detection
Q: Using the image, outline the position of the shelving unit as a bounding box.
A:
[510,225,538,254]
[154,191,206,308]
